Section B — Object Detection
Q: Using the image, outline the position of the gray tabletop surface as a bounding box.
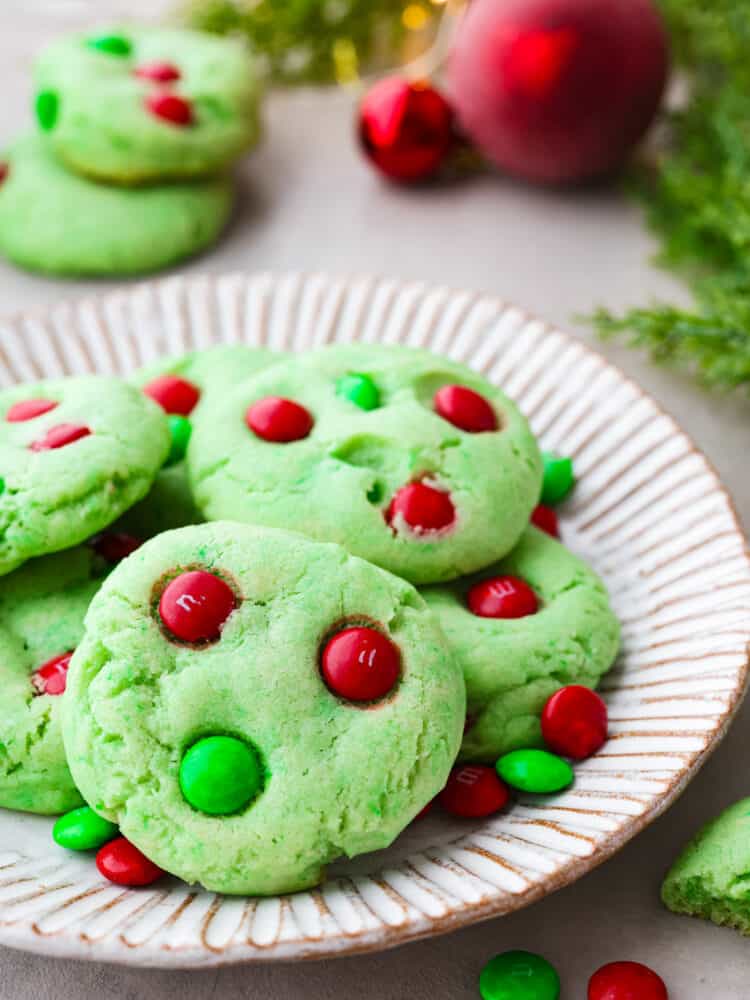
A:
[1,8,750,998]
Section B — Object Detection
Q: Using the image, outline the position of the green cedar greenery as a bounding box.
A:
[184,0,404,84]
[592,0,750,390]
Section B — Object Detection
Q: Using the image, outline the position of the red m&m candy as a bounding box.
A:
[96,837,164,887]
[145,92,194,126]
[159,570,237,643]
[386,481,456,535]
[134,61,181,83]
[531,504,559,538]
[143,375,200,416]
[90,532,141,564]
[31,651,73,696]
[414,799,435,821]
[29,423,91,451]
[321,626,400,702]
[588,961,668,1000]
[467,575,538,619]
[440,765,510,818]
[6,398,58,422]
[542,685,608,760]
[434,385,498,433]
[246,396,314,443]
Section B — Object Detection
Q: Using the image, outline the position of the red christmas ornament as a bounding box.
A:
[467,575,538,619]
[440,765,510,818]
[358,76,454,183]
[96,837,165,887]
[143,375,200,416]
[448,0,669,184]
[246,397,314,443]
[321,626,400,702]
[541,685,608,760]
[6,398,58,422]
[159,570,237,643]
[29,423,91,451]
[134,61,181,83]
[145,92,194,127]
[31,651,73,696]
[91,532,141,564]
[0,162,8,185]
[387,481,456,535]
[588,961,668,1000]
[434,385,498,433]
[531,504,559,537]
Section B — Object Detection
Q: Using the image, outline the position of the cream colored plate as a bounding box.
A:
[0,272,748,967]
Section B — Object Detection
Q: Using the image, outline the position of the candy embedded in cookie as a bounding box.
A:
[188,344,543,585]
[421,525,620,761]
[0,535,140,815]
[61,522,465,894]
[122,346,285,537]
[0,375,168,574]
[33,26,262,182]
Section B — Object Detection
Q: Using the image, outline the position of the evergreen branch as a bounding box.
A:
[591,1,750,391]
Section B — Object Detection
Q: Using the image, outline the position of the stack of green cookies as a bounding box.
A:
[0,342,621,896]
[0,27,262,277]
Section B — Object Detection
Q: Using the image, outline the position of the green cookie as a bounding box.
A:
[662,799,750,935]
[0,135,232,277]
[63,522,465,895]
[188,344,543,585]
[422,527,620,761]
[0,536,136,814]
[0,375,169,575]
[34,27,261,183]
[121,346,284,536]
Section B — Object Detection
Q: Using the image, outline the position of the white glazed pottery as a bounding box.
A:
[0,272,747,967]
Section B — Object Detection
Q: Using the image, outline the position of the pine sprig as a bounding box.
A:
[592,0,750,391]
[183,0,405,84]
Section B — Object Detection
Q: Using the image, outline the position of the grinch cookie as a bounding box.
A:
[34,27,261,183]
[422,526,620,761]
[188,344,543,584]
[63,522,465,894]
[0,135,232,277]
[662,799,750,935]
[0,534,139,813]
[120,346,284,535]
[0,375,169,575]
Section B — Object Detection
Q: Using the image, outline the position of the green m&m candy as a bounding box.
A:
[179,735,263,815]
[86,34,133,57]
[496,749,573,794]
[540,452,574,506]
[479,951,560,1000]
[53,806,118,852]
[336,372,380,411]
[35,90,59,132]
[165,414,192,467]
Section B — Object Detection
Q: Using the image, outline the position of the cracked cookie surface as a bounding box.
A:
[187,344,542,584]
[63,521,465,894]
